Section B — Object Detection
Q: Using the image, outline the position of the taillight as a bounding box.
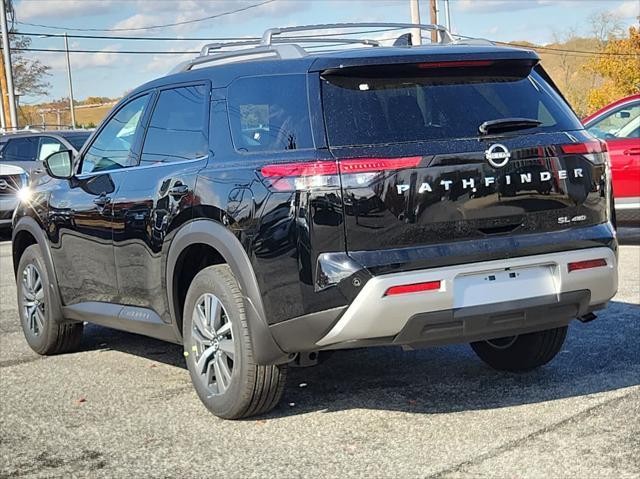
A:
[567,258,607,273]
[384,280,441,296]
[260,156,422,192]
[560,140,607,154]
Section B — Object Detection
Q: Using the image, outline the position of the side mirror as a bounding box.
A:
[44,150,74,179]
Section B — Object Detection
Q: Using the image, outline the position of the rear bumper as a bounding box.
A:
[270,247,617,352]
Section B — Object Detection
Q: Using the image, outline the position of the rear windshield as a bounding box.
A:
[321,61,582,147]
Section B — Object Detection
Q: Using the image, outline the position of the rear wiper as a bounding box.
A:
[479,118,542,135]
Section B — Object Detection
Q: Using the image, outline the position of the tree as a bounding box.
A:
[586,26,640,112]
[10,35,51,97]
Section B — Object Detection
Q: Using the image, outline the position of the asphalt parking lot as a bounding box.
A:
[0,229,638,478]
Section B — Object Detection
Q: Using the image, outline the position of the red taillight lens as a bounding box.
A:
[260,156,422,191]
[560,140,606,154]
[260,161,339,178]
[567,258,607,273]
[417,60,494,69]
[384,280,441,296]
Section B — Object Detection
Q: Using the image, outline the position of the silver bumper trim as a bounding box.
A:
[316,247,618,347]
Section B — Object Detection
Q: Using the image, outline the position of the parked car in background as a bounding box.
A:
[0,163,28,229]
[0,130,91,178]
[584,94,640,224]
[0,130,91,231]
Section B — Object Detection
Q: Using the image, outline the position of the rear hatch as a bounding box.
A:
[319,57,610,252]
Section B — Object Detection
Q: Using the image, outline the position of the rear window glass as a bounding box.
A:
[228,74,313,152]
[321,62,582,147]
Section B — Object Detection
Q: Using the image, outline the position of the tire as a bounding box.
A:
[183,264,287,419]
[16,244,83,355]
[470,326,568,372]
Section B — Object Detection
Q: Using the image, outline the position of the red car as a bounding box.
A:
[583,94,640,224]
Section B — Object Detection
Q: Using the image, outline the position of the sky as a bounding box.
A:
[11,0,640,103]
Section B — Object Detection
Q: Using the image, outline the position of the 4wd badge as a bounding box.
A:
[485,143,511,168]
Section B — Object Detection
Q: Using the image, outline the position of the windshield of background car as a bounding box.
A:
[321,61,583,147]
[62,133,91,151]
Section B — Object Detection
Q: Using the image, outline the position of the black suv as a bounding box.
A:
[12,24,618,419]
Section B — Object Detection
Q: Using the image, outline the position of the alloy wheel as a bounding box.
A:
[191,293,235,396]
[21,264,46,336]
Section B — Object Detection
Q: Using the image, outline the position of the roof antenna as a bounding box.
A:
[393,33,413,47]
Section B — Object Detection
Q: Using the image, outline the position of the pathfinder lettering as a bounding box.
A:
[396,169,584,195]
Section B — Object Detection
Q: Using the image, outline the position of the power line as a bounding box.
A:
[15,47,200,55]
[13,42,348,55]
[453,34,639,57]
[16,0,277,32]
[508,41,639,57]
[13,27,403,42]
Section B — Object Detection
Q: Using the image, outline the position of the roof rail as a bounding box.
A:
[198,37,381,57]
[261,22,455,45]
[172,22,456,73]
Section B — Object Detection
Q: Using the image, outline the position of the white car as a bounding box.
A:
[0,163,28,230]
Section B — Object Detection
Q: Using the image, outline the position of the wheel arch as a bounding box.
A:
[166,219,288,365]
[12,216,66,323]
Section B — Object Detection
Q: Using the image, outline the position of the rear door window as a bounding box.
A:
[228,74,313,152]
[321,61,582,147]
[140,84,209,165]
[1,137,38,161]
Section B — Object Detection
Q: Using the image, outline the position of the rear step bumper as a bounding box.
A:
[315,247,617,347]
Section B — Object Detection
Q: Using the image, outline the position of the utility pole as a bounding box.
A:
[443,0,451,31]
[0,70,5,130]
[410,0,422,46]
[64,33,76,129]
[429,0,439,43]
[0,0,17,129]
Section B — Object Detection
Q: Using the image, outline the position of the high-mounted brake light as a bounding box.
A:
[560,140,606,155]
[384,280,441,296]
[260,156,422,191]
[567,258,607,273]
[417,60,494,69]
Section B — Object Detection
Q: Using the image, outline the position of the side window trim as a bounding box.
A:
[137,80,211,167]
[77,91,155,175]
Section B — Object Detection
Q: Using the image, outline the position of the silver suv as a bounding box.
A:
[0,130,90,229]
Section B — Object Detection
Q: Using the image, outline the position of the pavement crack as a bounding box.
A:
[426,390,638,479]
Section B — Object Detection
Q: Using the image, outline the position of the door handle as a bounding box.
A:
[168,184,190,198]
[623,148,640,156]
[94,195,111,207]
